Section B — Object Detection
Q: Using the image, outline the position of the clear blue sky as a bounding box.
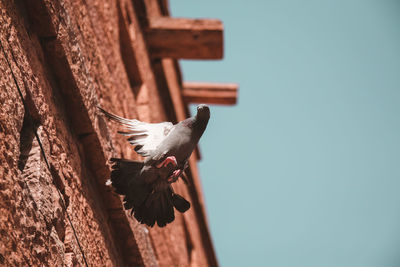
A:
[170,1,400,266]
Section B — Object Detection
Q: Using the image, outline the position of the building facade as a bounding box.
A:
[0,0,237,266]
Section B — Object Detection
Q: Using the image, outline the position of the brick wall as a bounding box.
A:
[0,0,235,266]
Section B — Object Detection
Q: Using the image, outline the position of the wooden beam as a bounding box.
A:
[145,17,223,59]
[182,82,238,105]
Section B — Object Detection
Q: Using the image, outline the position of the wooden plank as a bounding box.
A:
[145,17,223,59]
[143,2,220,266]
[160,59,216,267]
[182,82,238,105]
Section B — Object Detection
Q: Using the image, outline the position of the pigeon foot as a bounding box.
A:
[157,156,178,168]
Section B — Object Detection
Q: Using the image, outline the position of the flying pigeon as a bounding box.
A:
[99,105,210,227]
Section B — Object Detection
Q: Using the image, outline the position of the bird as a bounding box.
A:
[98,104,210,227]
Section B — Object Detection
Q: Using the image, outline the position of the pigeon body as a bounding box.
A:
[99,105,210,227]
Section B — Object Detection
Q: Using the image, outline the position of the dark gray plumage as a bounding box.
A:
[99,105,210,227]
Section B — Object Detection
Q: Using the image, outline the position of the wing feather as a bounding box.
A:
[98,107,174,156]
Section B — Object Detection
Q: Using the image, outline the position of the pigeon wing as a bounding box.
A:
[99,107,174,157]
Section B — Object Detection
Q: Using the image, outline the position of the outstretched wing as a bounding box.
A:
[98,107,174,157]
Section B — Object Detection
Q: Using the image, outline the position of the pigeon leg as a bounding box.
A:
[156,156,178,168]
[171,169,182,178]
[167,169,182,183]
[166,160,189,183]
[180,172,189,185]
[167,176,178,183]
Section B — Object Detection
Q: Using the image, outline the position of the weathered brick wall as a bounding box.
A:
[0,0,219,266]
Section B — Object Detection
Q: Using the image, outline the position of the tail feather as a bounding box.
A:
[134,198,155,227]
[163,192,175,225]
[145,196,157,227]
[157,190,175,227]
[108,157,190,227]
[133,190,175,227]
[172,193,191,213]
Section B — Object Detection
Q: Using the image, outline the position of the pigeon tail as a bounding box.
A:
[133,188,173,227]
[109,158,190,227]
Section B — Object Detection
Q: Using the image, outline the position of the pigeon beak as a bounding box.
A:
[196,104,210,119]
[197,104,208,111]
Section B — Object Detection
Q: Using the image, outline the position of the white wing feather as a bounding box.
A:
[99,107,174,156]
[119,121,174,155]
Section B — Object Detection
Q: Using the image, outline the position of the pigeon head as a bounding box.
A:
[196,104,210,121]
